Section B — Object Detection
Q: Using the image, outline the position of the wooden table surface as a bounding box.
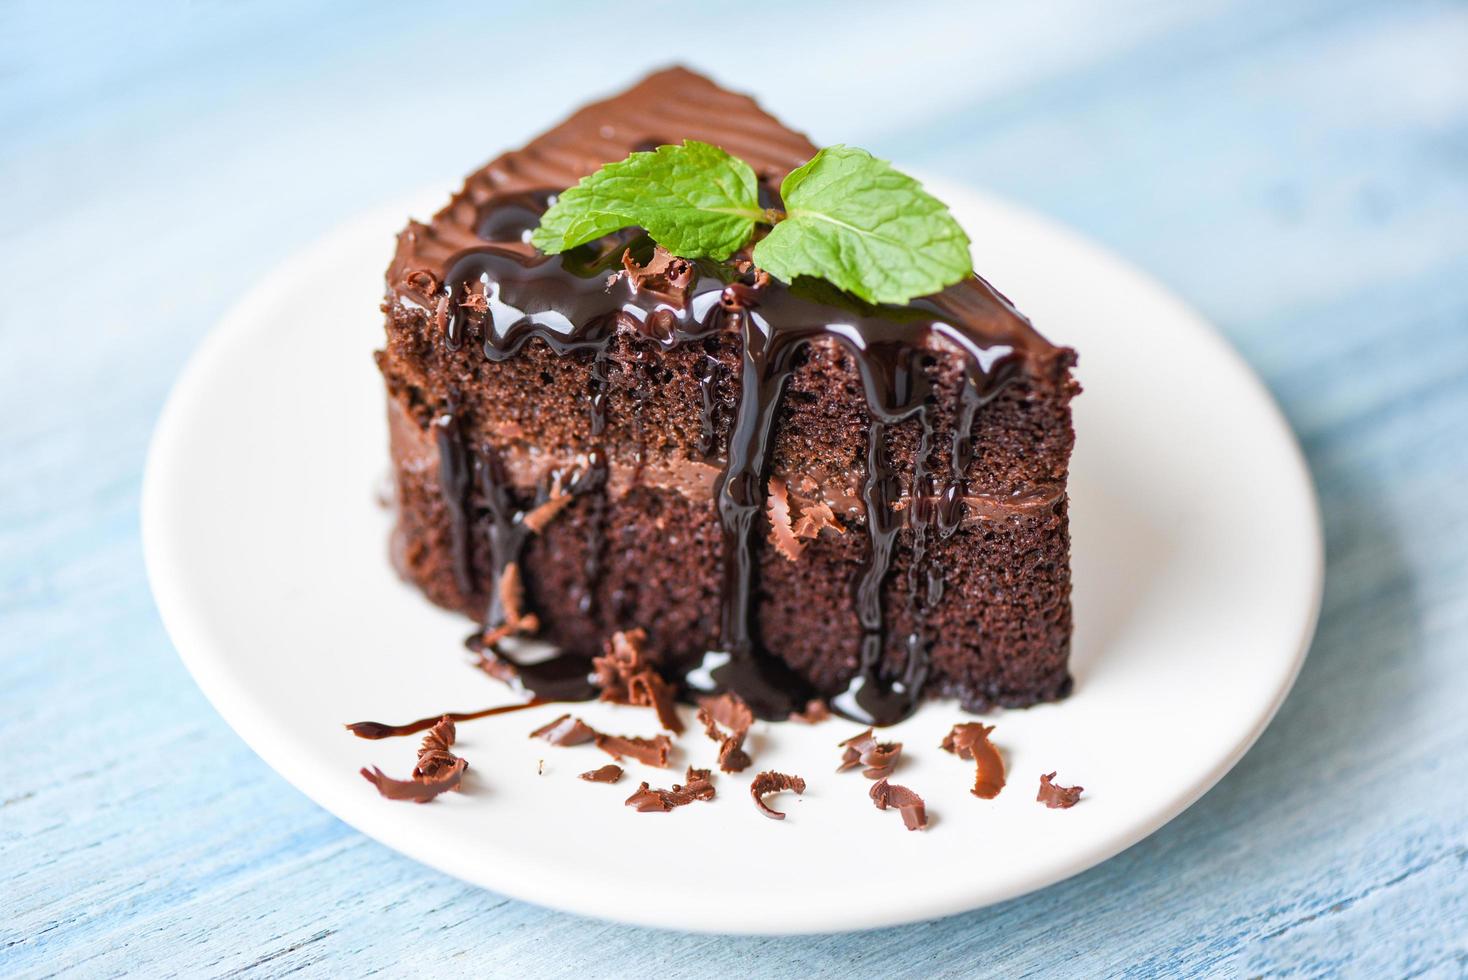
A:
[3,1,1465,975]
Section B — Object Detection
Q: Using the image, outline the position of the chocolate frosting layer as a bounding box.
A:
[387,66,1059,361]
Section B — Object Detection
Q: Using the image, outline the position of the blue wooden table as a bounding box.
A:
[4,1,1466,975]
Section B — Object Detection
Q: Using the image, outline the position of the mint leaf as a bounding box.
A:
[531,141,763,260]
[752,146,973,305]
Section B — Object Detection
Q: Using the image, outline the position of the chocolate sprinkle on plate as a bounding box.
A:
[579,764,625,784]
[697,692,754,773]
[1037,771,1084,808]
[595,732,673,767]
[869,778,928,831]
[624,766,716,812]
[593,629,684,733]
[750,770,806,820]
[530,713,598,746]
[941,722,1006,799]
[360,763,466,802]
[837,728,902,779]
[360,715,468,804]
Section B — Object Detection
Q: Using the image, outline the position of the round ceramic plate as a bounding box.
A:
[142,177,1322,934]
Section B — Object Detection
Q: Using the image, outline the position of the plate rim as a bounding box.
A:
[141,177,1324,934]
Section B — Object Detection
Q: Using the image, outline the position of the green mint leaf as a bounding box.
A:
[752,145,973,305]
[530,140,763,260]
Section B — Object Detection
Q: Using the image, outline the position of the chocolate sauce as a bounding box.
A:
[695,353,723,457]
[464,443,605,703]
[346,699,546,740]
[431,408,474,597]
[423,200,1030,724]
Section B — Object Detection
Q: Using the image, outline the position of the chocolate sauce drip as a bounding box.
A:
[904,406,940,702]
[346,699,547,739]
[696,353,722,457]
[424,190,1033,724]
[685,297,816,719]
[432,408,475,597]
[468,439,606,703]
[476,638,601,702]
[575,448,608,618]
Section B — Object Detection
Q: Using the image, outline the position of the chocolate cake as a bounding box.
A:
[375,67,1079,726]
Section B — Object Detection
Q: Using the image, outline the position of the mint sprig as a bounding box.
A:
[532,141,973,305]
[751,146,972,306]
[530,141,766,262]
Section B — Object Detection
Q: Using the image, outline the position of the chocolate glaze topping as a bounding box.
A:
[388,68,1070,726]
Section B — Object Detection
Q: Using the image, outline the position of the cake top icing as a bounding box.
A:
[388,66,1062,364]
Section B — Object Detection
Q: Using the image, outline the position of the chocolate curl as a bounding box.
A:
[941,723,1006,799]
[750,770,806,820]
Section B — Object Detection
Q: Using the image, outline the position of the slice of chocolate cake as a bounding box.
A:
[375,67,1079,725]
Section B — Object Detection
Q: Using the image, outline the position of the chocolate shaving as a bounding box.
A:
[837,728,902,779]
[457,280,489,315]
[614,246,696,306]
[696,693,754,773]
[624,766,716,812]
[402,268,440,295]
[433,294,450,336]
[791,500,844,540]
[579,764,624,784]
[941,723,1006,799]
[360,764,465,802]
[698,692,755,733]
[1037,772,1084,809]
[529,713,598,746]
[789,699,831,724]
[595,732,673,768]
[521,472,573,535]
[717,738,752,774]
[750,770,806,820]
[766,475,805,561]
[592,629,683,733]
[481,562,540,646]
[870,778,928,830]
[360,715,468,804]
[412,716,462,780]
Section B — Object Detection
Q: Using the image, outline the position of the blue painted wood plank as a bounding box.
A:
[2,0,1466,975]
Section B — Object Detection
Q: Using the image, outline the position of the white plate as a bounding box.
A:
[142,177,1322,934]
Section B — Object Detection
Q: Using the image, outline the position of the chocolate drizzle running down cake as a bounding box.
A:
[376,67,1079,725]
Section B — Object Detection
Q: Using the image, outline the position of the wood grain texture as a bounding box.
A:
[3,0,1466,975]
